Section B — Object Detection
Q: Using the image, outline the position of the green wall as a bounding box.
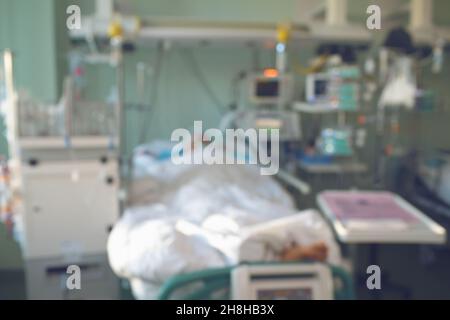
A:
[0,0,61,103]
[117,0,297,23]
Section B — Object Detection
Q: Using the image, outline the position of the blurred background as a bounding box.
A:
[1,0,450,300]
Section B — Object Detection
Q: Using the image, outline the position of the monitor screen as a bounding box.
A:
[314,79,328,97]
[255,79,280,98]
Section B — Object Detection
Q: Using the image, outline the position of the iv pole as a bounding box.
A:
[109,21,129,212]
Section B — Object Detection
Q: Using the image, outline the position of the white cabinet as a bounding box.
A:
[20,160,119,259]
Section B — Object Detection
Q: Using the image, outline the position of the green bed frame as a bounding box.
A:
[157,262,355,300]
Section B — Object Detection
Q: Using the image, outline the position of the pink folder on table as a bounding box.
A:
[320,191,419,224]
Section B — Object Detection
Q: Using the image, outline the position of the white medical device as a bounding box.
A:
[317,190,447,244]
[3,69,120,298]
[305,68,360,111]
[233,110,301,141]
[232,263,333,300]
[250,72,294,106]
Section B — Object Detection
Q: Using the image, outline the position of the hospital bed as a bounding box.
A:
[108,140,349,300]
